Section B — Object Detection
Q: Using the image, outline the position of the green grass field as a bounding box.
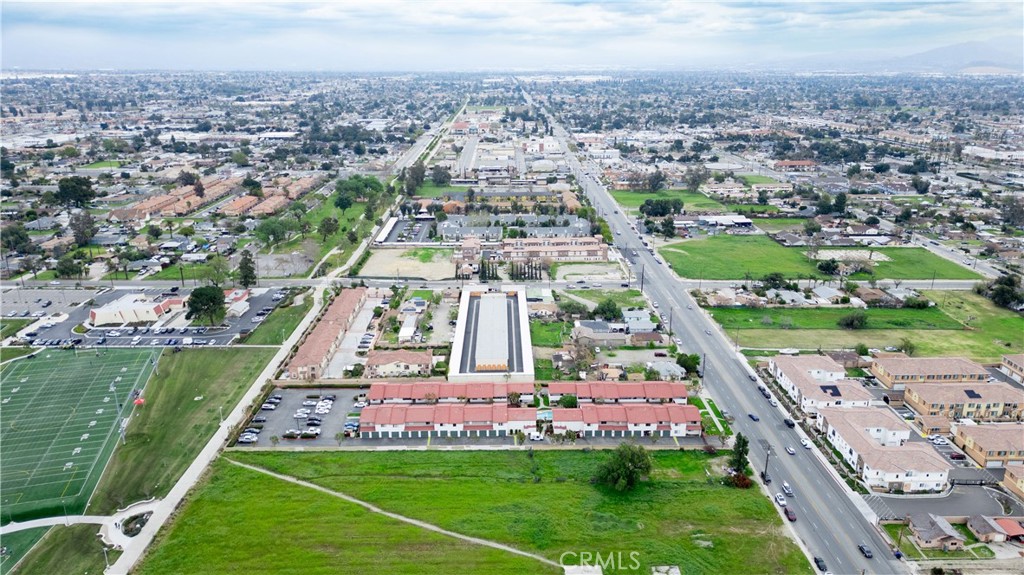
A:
[402,247,454,263]
[86,347,274,515]
[0,347,36,363]
[0,319,31,339]
[710,306,962,331]
[143,263,211,282]
[530,320,571,348]
[752,218,807,233]
[533,358,563,381]
[564,288,645,309]
[219,450,810,575]
[660,235,981,280]
[413,181,465,198]
[0,349,157,521]
[610,189,724,211]
[7,524,121,575]
[738,175,779,185]
[136,459,560,575]
[243,298,313,345]
[267,200,368,275]
[81,160,121,169]
[723,203,779,214]
[730,291,1023,362]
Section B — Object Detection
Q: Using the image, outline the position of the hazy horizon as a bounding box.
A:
[2,1,1022,72]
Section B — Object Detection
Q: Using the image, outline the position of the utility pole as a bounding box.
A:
[640,264,645,292]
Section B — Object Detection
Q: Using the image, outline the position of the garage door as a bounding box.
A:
[986,460,1003,468]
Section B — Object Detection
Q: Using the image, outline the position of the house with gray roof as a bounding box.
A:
[908,513,965,550]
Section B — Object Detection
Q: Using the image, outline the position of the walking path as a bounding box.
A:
[225,458,561,569]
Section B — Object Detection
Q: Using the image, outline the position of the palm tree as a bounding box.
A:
[164,219,174,239]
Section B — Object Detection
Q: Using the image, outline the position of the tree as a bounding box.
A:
[254,218,294,247]
[178,225,195,240]
[910,175,930,194]
[816,259,839,275]
[660,217,677,239]
[334,193,353,210]
[684,166,710,191]
[231,151,249,166]
[592,298,623,321]
[729,433,750,475]
[146,225,162,240]
[69,212,97,247]
[757,190,769,205]
[557,394,578,408]
[646,169,666,192]
[864,216,880,225]
[815,193,833,215]
[558,300,588,317]
[407,160,426,192]
[833,192,848,215]
[837,311,868,329]
[237,249,257,288]
[55,254,83,278]
[206,255,230,286]
[855,343,869,356]
[1,223,33,253]
[186,285,226,326]
[846,164,861,178]
[430,165,452,186]
[56,176,95,207]
[176,171,199,186]
[803,220,822,236]
[676,353,701,374]
[193,181,205,198]
[872,163,890,174]
[595,443,652,492]
[318,216,339,241]
[899,337,917,357]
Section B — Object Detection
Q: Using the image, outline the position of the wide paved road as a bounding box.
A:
[526,86,906,575]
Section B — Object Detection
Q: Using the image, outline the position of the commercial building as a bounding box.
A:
[547,382,687,405]
[364,349,433,378]
[870,357,988,390]
[449,285,534,383]
[287,287,367,380]
[551,404,702,438]
[367,382,535,405]
[816,407,950,493]
[358,404,537,438]
[89,293,186,326]
[903,382,1024,422]
[769,355,874,416]
[950,422,1024,468]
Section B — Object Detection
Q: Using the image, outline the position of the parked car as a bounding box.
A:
[801,438,812,449]
[950,453,967,461]
[260,403,277,411]
[783,418,796,428]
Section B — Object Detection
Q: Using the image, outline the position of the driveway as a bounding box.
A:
[323,297,383,378]
[863,485,1024,520]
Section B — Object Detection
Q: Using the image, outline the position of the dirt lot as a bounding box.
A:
[804,249,891,262]
[359,248,457,280]
[554,262,625,281]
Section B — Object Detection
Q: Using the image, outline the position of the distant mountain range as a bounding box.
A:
[780,36,1023,74]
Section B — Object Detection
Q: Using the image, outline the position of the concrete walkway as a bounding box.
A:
[225,458,561,569]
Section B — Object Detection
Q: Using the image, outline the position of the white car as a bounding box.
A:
[673,338,682,345]
[769,398,778,407]
[774,493,787,506]
[800,438,812,449]
[932,438,949,445]
[785,446,796,455]
[353,401,368,409]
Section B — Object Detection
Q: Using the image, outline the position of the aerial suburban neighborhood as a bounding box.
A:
[0,2,1023,575]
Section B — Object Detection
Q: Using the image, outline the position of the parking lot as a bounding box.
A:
[323,295,385,378]
[235,387,367,447]
[382,218,432,243]
[3,287,96,318]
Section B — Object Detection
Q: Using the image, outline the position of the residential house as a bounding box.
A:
[907,513,965,550]
[548,381,687,405]
[551,403,702,437]
[769,355,873,416]
[966,516,1007,543]
[358,404,537,438]
[817,407,950,492]
[365,349,433,378]
[870,357,989,390]
[573,320,629,348]
[367,382,534,405]
[1001,354,1024,384]
[1001,463,1024,502]
[904,382,1023,422]
[287,287,368,380]
[950,422,1024,468]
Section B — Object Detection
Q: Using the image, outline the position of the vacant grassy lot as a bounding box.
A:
[533,358,564,381]
[565,288,645,309]
[136,459,559,575]
[660,235,811,279]
[661,236,981,280]
[710,306,962,331]
[610,189,724,211]
[752,218,807,233]
[87,347,273,514]
[738,175,779,185]
[731,291,1022,362]
[724,203,779,214]
[228,450,809,575]
[10,524,120,575]
[82,160,121,169]
[402,247,454,263]
[413,181,465,198]
[145,263,211,282]
[243,298,313,345]
[530,320,571,348]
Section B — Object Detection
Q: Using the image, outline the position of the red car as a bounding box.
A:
[784,507,796,522]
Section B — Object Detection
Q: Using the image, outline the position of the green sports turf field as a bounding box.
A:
[0,349,157,521]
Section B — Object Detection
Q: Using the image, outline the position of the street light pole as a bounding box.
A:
[763,447,772,481]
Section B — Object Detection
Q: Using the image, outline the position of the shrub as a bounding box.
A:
[837,311,868,329]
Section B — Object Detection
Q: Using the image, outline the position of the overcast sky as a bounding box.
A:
[2,1,1021,71]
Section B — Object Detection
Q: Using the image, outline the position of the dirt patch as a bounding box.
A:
[555,262,624,281]
[359,249,457,280]
[805,249,891,262]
